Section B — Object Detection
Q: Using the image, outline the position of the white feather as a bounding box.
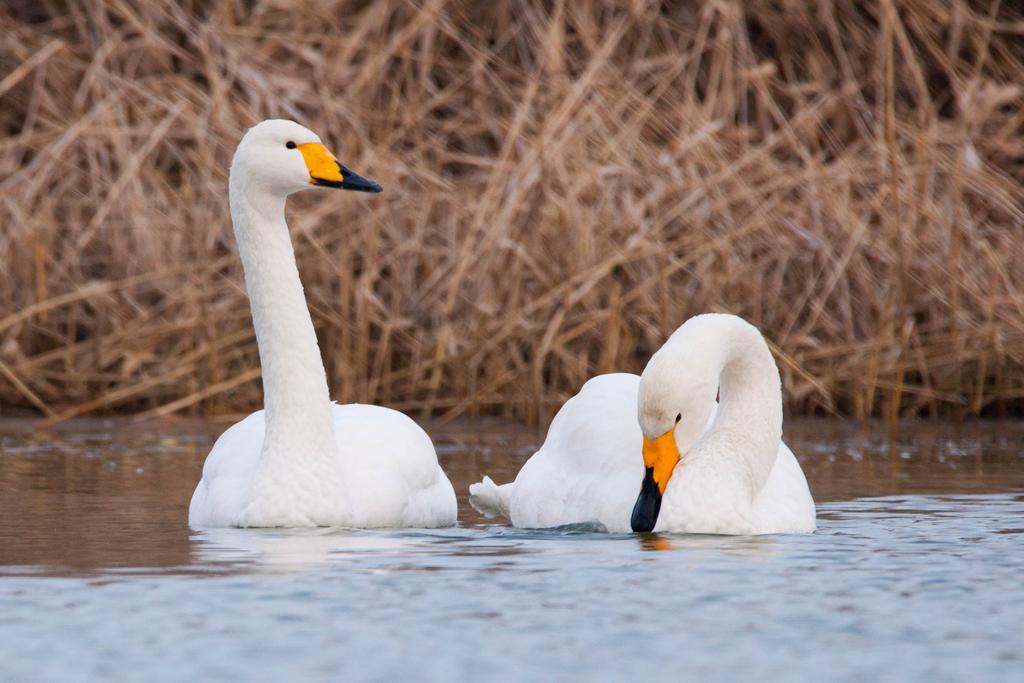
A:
[470,315,816,534]
[189,120,455,528]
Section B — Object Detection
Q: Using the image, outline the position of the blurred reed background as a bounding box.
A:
[1,0,1022,425]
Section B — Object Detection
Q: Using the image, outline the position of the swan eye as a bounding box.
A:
[285,141,297,149]
[675,413,682,424]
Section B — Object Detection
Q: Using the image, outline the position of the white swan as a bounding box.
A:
[189,119,456,528]
[470,313,816,534]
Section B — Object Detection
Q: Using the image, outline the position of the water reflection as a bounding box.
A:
[634,531,787,562]
[2,419,1022,680]
[1,417,1023,574]
[637,534,673,552]
[190,527,470,574]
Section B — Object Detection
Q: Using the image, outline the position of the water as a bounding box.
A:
[1,418,1023,681]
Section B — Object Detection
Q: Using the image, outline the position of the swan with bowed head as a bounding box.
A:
[189,119,456,528]
[470,313,816,534]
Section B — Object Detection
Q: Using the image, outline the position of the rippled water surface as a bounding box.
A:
[1,418,1023,681]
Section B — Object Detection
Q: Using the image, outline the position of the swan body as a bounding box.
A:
[190,404,456,528]
[189,119,456,528]
[471,373,642,530]
[470,314,815,534]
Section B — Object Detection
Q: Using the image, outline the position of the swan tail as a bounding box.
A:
[468,476,513,520]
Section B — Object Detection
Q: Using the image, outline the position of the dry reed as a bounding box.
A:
[1,0,1023,424]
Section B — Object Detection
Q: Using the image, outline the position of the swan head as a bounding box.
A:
[231,119,382,196]
[631,323,721,532]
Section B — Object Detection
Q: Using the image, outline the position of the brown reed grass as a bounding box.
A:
[1,1,1023,425]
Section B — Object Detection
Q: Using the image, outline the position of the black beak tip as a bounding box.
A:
[312,177,383,193]
[341,176,383,193]
[630,467,662,533]
[333,162,383,194]
[631,502,659,533]
[340,179,382,193]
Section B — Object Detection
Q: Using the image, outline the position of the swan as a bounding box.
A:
[469,313,816,534]
[189,119,456,528]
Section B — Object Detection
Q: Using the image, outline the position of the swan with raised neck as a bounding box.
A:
[189,119,456,528]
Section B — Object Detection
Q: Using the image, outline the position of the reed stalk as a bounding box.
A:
[1,1,1022,423]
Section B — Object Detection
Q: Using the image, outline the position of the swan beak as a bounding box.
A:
[298,142,383,193]
[631,428,680,532]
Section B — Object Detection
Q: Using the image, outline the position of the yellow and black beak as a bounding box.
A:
[631,427,681,532]
[297,142,382,193]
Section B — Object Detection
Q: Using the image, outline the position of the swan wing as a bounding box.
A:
[751,440,817,533]
[471,373,642,531]
[331,404,457,528]
[188,411,264,527]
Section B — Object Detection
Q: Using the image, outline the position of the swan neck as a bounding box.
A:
[710,326,783,493]
[229,178,336,458]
